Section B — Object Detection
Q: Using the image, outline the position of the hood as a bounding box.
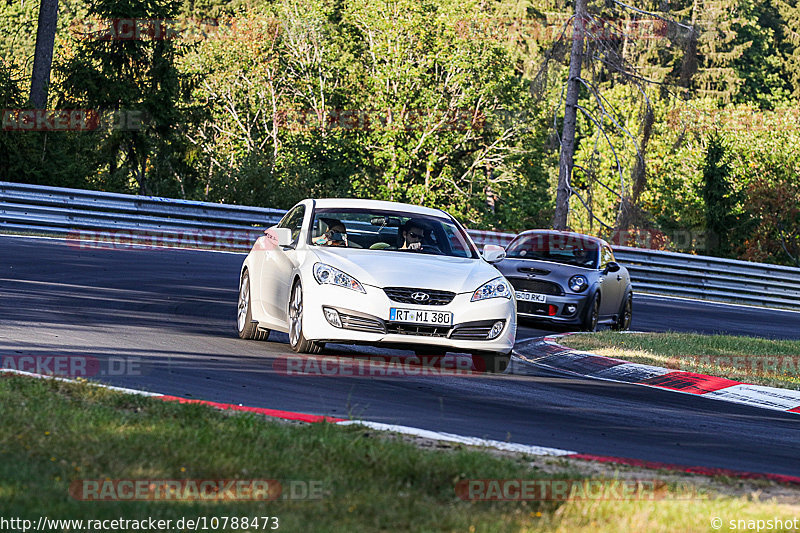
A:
[311,248,499,293]
[496,257,596,281]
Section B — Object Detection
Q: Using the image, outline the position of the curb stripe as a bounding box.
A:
[567,454,800,486]
[336,421,577,456]
[521,336,800,415]
[157,395,346,423]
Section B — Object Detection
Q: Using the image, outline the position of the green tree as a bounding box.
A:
[701,133,741,256]
[53,0,197,196]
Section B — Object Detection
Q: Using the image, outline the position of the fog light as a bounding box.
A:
[323,307,342,328]
[487,320,505,340]
[565,305,577,315]
[548,305,558,316]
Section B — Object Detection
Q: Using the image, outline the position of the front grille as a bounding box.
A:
[518,301,552,315]
[383,287,455,306]
[507,278,563,296]
[385,323,451,337]
[339,313,386,334]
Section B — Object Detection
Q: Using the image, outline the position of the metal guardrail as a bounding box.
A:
[613,247,800,310]
[0,181,285,251]
[1,181,799,310]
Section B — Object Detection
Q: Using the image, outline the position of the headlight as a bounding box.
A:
[569,275,588,292]
[471,277,512,302]
[313,263,365,293]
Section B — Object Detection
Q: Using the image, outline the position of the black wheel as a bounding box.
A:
[238,269,270,340]
[288,281,323,354]
[612,292,632,331]
[581,293,600,332]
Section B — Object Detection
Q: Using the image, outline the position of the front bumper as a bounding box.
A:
[515,292,590,325]
[302,284,516,354]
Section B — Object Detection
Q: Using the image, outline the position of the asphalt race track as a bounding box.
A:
[2,235,799,477]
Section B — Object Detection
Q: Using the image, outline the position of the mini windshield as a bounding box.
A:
[308,208,478,258]
[506,232,599,268]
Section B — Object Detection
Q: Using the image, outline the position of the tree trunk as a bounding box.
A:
[29,0,59,109]
[552,0,587,230]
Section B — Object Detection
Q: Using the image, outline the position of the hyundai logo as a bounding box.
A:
[411,292,430,302]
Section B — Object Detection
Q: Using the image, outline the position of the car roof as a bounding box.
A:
[512,229,609,247]
[307,198,450,218]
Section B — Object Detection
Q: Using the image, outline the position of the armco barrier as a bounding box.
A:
[1,181,798,310]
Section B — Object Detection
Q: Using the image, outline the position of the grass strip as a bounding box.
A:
[558,331,800,390]
[1,374,798,532]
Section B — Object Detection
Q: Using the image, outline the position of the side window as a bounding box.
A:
[600,245,614,269]
[278,206,305,245]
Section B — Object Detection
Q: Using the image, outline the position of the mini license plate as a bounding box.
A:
[515,291,547,303]
[389,308,453,326]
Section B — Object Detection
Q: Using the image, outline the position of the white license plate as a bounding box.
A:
[515,291,547,303]
[389,308,453,326]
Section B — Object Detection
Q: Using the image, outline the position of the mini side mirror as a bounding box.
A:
[603,261,621,274]
[482,244,506,263]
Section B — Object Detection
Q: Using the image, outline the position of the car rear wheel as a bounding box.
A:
[581,293,600,332]
[238,269,269,340]
[612,292,633,331]
[288,281,323,354]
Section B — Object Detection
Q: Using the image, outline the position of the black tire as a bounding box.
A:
[288,280,323,354]
[612,292,633,331]
[581,292,600,332]
[237,269,270,340]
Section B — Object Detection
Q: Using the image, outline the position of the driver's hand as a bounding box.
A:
[408,241,422,250]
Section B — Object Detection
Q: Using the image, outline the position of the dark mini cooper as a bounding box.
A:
[495,230,632,331]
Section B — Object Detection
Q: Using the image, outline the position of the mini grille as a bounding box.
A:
[507,278,563,296]
[517,301,552,315]
[383,287,455,306]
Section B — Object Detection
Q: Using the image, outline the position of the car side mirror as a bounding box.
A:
[482,244,506,263]
[603,261,621,274]
[264,227,294,248]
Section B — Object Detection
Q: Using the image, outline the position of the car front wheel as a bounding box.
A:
[581,293,600,332]
[288,281,323,354]
[238,269,269,340]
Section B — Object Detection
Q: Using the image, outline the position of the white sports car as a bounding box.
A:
[237,199,516,363]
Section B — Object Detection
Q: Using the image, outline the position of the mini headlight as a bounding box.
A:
[568,275,588,292]
[471,277,512,302]
[313,263,365,293]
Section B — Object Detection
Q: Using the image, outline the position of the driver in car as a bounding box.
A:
[314,218,348,247]
[400,220,426,250]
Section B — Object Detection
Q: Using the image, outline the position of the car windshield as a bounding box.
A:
[506,233,599,268]
[308,208,478,258]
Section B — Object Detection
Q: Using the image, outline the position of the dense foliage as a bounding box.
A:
[1,0,799,264]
